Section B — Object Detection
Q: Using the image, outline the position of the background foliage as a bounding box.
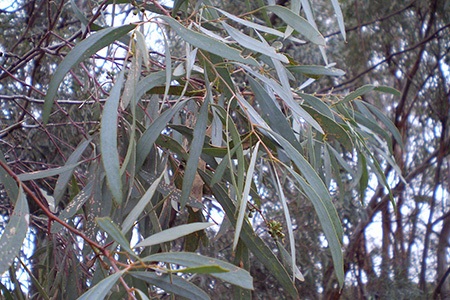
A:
[0,0,449,299]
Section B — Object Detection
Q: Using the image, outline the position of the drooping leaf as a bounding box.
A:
[240,64,324,133]
[134,222,213,248]
[43,24,135,123]
[142,252,254,290]
[214,7,301,42]
[276,241,304,282]
[248,76,301,150]
[179,84,210,208]
[233,141,260,251]
[51,179,94,234]
[77,270,125,300]
[330,0,346,41]
[273,168,297,282]
[96,217,134,256]
[221,22,289,63]
[0,151,18,203]
[355,100,404,149]
[54,137,92,205]
[287,65,345,78]
[130,272,210,300]
[267,6,326,46]
[100,69,126,205]
[302,105,354,151]
[200,171,298,297]
[17,162,83,181]
[160,16,259,66]
[173,265,230,274]
[288,169,345,287]
[0,185,29,276]
[136,100,187,170]
[264,130,344,286]
[121,171,164,234]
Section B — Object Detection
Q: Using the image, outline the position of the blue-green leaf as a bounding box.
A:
[101,70,126,205]
[287,65,345,77]
[43,24,135,124]
[96,217,134,256]
[134,222,213,248]
[330,0,346,41]
[173,265,229,274]
[51,180,95,234]
[200,171,298,297]
[160,16,259,66]
[54,138,92,205]
[121,171,164,234]
[0,151,18,202]
[267,6,326,46]
[142,252,254,290]
[130,272,210,300]
[221,22,288,63]
[234,141,260,251]
[17,162,83,181]
[136,100,187,170]
[77,270,125,300]
[179,81,211,208]
[0,185,29,275]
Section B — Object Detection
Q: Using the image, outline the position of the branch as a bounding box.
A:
[322,23,450,93]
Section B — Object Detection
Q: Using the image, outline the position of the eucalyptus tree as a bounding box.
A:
[309,0,449,299]
[0,0,402,299]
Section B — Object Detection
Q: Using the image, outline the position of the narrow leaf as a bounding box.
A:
[298,92,334,119]
[248,77,301,150]
[160,16,259,66]
[130,272,210,300]
[287,65,345,77]
[50,180,94,234]
[77,270,125,300]
[355,100,404,149]
[214,8,291,40]
[288,169,344,287]
[302,106,354,151]
[43,24,135,123]
[200,171,298,297]
[264,131,344,286]
[267,6,326,46]
[274,168,297,282]
[0,185,29,275]
[374,85,401,96]
[174,265,229,274]
[221,22,288,63]
[96,217,134,256]
[0,151,18,202]
[54,138,91,205]
[135,71,167,100]
[136,100,187,170]
[240,65,324,133]
[330,0,346,41]
[179,81,211,208]
[135,222,213,248]
[233,142,260,251]
[100,70,125,205]
[142,252,254,290]
[276,241,304,281]
[121,171,164,234]
[17,162,82,181]
[341,84,375,104]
